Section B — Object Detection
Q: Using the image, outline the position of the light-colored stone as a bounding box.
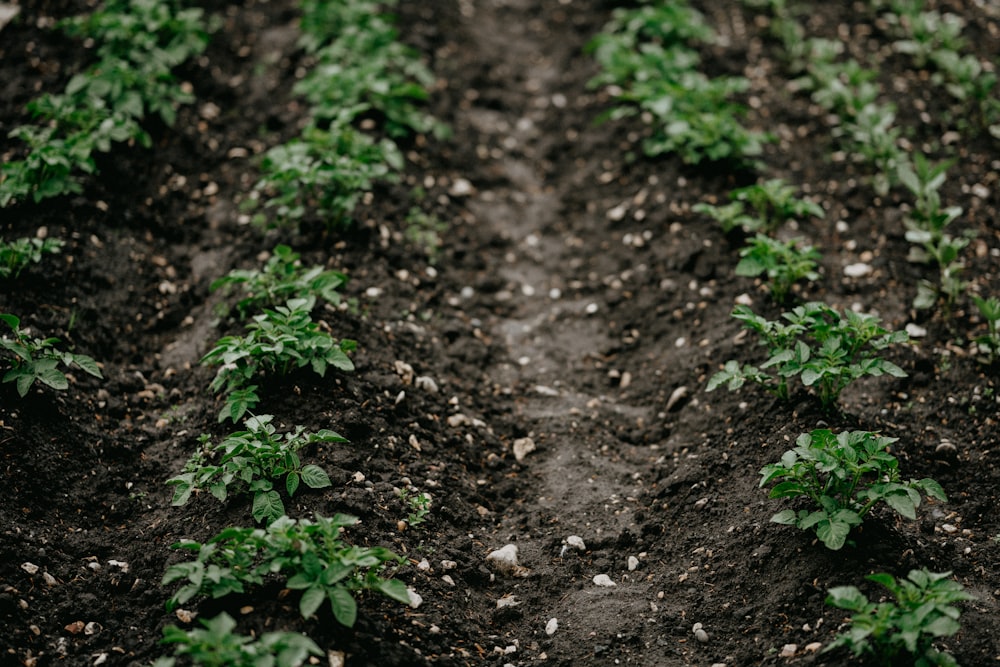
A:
[545,618,558,636]
[566,535,586,551]
[487,544,520,575]
[593,574,616,587]
[513,437,536,462]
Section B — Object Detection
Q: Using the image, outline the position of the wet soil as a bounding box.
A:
[2,0,1000,666]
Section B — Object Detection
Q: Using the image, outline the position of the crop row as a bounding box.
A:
[588,0,996,663]
[1,0,442,664]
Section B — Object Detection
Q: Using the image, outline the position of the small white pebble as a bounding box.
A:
[545,618,558,636]
[843,262,872,278]
[593,574,616,587]
[566,535,586,551]
[627,556,639,572]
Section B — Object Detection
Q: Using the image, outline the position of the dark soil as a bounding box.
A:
[2,0,1000,666]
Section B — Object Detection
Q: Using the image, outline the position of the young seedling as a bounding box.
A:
[694,179,823,235]
[248,125,402,229]
[971,295,1000,363]
[153,612,322,667]
[163,514,411,628]
[398,488,432,528]
[825,569,973,665]
[0,237,64,279]
[707,302,909,407]
[211,244,347,320]
[201,297,355,422]
[759,429,947,550]
[167,415,343,524]
[735,233,821,303]
[898,154,970,312]
[0,314,102,396]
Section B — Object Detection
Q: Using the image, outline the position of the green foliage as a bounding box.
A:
[211,244,347,320]
[162,514,411,627]
[760,429,946,550]
[167,415,343,524]
[0,313,102,397]
[706,302,908,407]
[201,297,355,422]
[0,237,64,279]
[249,124,402,229]
[971,295,1000,363]
[825,569,973,665]
[0,0,212,206]
[694,179,823,235]
[898,154,969,312]
[735,234,821,303]
[404,207,448,263]
[246,0,444,230]
[398,488,432,528]
[154,612,322,667]
[587,1,770,166]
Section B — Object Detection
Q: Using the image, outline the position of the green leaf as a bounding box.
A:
[884,490,918,520]
[286,472,300,497]
[252,490,284,523]
[328,586,358,627]
[770,509,798,525]
[72,354,103,378]
[299,585,325,619]
[374,578,412,604]
[300,464,331,489]
[816,517,852,550]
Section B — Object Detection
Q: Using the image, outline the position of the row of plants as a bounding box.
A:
[241,0,445,230]
[0,0,214,206]
[153,0,447,662]
[588,1,992,663]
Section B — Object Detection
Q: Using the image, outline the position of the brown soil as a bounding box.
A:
[2,1,999,666]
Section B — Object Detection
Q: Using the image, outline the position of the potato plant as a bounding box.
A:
[707,302,909,408]
[0,237,64,280]
[735,234,821,303]
[153,612,322,667]
[825,569,973,666]
[163,514,411,627]
[694,178,823,235]
[587,1,769,166]
[0,314,102,396]
[167,415,342,524]
[211,244,347,320]
[201,297,355,422]
[759,429,946,550]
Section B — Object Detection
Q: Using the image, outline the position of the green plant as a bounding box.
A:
[0,237,64,279]
[825,569,973,666]
[163,514,411,627]
[248,125,402,229]
[735,234,821,302]
[404,207,448,263]
[971,295,1000,363]
[845,102,906,196]
[898,154,970,312]
[211,244,347,319]
[759,429,946,549]
[153,612,322,667]
[0,314,102,396]
[587,1,769,166]
[398,488,432,528]
[167,415,343,523]
[883,9,966,69]
[0,0,213,207]
[706,302,908,407]
[694,179,823,235]
[201,297,355,422]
